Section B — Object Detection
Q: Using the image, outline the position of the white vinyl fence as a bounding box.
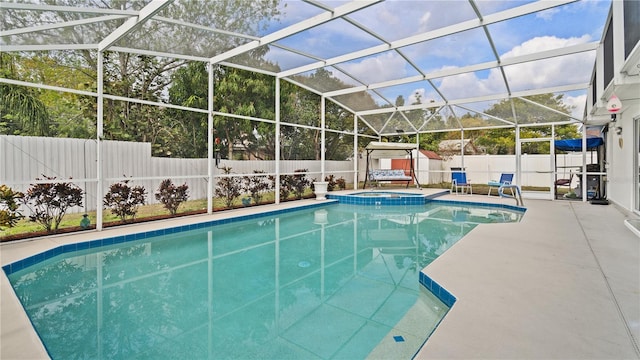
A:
[443,153,588,187]
[363,153,588,188]
[1,135,592,216]
[1,135,353,215]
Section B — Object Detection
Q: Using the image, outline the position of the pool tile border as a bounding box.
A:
[419,271,457,308]
[2,200,339,276]
[327,190,447,205]
[328,191,527,213]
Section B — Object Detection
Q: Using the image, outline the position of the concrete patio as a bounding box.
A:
[416,194,640,359]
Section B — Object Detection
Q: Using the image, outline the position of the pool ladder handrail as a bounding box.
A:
[498,184,524,206]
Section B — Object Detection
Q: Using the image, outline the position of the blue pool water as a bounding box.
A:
[5,201,524,359]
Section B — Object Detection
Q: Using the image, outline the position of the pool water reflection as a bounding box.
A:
[6,202,524,359]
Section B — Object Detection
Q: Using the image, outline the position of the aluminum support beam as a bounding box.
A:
[98,0,174,51]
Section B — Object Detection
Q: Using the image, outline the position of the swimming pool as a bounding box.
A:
[327,190,446,205]
[4,201,524,359]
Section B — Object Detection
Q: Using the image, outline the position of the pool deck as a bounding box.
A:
[1,189,639,359]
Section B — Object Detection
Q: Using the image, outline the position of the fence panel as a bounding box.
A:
[1,136,593,204]
[1,136,355,216]
[443,154,587,187]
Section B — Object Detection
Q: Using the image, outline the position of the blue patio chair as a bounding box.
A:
[487,173,514,196]
[451,171,472,195]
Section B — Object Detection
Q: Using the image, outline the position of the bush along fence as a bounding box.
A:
[1,135,354,216]
[1,169,350,239]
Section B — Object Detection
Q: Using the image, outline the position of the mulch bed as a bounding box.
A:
[1,196,315,243]
[0,209,207,243]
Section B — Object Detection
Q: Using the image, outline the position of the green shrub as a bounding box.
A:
[291,169,310,199]
[22,175,83,233]
[268,170,310,201]
[275,174,292,201]
[0,185,24,230]
[243,170,271,205]
[104,180,147,223]
[215,167,242,208]
[324,175,347,191]
[155,179,189,216]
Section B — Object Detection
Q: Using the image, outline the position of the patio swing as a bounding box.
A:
[362,141,421,189]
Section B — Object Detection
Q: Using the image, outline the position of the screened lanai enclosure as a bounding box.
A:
[1,0,614,232]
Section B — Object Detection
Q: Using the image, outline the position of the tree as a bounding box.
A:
[416,93,580,155]
[167,62,209,158]
[475,127,515,155]
[22,176,83,233]
[168,63,279,159]
[280,81,320,159]
[324,102,356,161]
[214,66,277,159]
[279,69,373,161]
[21,53,96,139]
[2,1,283,153]
[0,53,52,136]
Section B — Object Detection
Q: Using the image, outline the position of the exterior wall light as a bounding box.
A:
[606,94,622,121]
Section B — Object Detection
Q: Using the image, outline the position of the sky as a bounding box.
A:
[259,0,612,119]
[4,0,613,121]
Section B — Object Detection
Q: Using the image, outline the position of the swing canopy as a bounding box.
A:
[364,142,418,158]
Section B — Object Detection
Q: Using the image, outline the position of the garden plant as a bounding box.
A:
[155,179,189,216]
[104,180,147,223]
[21,175,83,233]
[324,175,347,191]
[0,185,24,230]
[291,169,311,200]
[243,170,271,205]
[215,167,242,208]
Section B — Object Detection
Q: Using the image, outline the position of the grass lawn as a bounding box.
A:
[1,191,288,240]
[1,184,556,241]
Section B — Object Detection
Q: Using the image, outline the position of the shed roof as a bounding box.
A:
[420,150,442,161]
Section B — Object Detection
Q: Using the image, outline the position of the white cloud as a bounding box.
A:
[339,33,596,115]
[501,35,592,58]
[563,94,587,119]
[375,7,401,27]
[500,36,595,91]
[536,8,560,21]
[401,35,594,116]
[337,52,409,84]
[418,12,432,33]
[438,71,496,99]
[445,36,593,96]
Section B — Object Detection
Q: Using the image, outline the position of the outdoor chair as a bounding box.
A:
[487,173,514,196]
[451,171,472,195]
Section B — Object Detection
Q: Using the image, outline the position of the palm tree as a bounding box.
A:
[0,53,51,136]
